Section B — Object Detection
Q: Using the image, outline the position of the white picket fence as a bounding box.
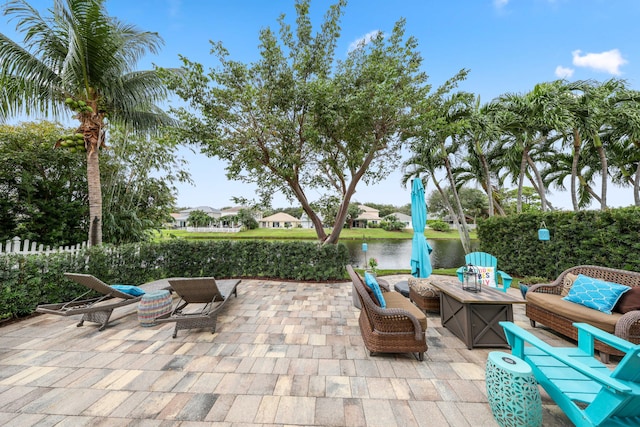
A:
[0,236,88,256]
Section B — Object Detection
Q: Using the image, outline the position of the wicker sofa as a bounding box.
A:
[347,266,428,361]
[526,265,640,362]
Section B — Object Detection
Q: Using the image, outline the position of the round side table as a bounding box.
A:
[137,290,172,327]
[485,351,542,427]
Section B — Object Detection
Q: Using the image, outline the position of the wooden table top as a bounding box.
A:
[431,280,526,304]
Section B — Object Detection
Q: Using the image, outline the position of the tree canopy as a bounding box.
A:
[161,0,429,244]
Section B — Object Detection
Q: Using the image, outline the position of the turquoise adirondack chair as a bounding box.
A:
[456,251,512,292]
[500,321,640,427]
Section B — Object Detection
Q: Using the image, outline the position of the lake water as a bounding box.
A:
[343,239,475,270]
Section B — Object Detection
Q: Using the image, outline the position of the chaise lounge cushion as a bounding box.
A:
[383,292,428,331]
[562,274,630,314]
[111,284,146,296]
[527,292,621,333]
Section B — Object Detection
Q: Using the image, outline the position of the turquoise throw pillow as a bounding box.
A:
[562,274,629,314]
[364,272,386,308]
[111,284,145,296]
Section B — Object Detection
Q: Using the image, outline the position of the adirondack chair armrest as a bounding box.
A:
[455,266,464,283]
[497,270,512,283]
[499,322,632,393]
[574,322,636,354]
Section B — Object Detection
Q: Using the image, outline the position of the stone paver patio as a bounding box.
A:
[0,274,594,426]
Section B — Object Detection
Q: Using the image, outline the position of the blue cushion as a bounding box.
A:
[364,272,386,308]
[562,274,630,314]
[111,284,145,296]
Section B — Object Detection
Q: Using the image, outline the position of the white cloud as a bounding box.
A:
[494,0,509,8]
[348,30,382,53]
[555,65,574,79]
[571,49,627,75]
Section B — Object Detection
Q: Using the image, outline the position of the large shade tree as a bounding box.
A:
[161,0,429,244]
[0,0,173,245]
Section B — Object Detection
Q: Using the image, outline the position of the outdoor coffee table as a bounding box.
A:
[431,281,525,349]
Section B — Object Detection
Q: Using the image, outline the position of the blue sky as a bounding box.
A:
[3,0,638,210]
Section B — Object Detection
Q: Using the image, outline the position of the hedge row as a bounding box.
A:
[477,207,640,279]
[0,239,349,320]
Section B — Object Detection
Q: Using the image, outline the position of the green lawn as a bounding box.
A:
[156,227,474,241]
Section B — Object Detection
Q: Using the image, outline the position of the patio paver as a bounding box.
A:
[0,275,592,426]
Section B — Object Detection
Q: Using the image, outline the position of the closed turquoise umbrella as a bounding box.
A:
[411,178,432,278]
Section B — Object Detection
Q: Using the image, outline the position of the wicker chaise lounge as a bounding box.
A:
[347,265,428,361]
[156,277,241,338]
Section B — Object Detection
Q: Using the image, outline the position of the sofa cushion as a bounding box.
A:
[614,286,640,314]
[364,272,386,308]
[384,292,428,331]
[527,292,621,333]
[360,281,379,306]
[560,273,579,297]
[562,274,630,314]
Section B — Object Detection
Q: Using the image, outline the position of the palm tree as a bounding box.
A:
[0,0,172,245]
[491,84,564,213]
[563,79,630,210]
[456,97,508,216]
[411,91,474,253]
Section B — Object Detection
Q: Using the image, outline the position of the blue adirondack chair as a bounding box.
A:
[500,321,640,427]
[456,251,512,292]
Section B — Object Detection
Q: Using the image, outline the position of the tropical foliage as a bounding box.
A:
[0,121,87,245]
[0,121,187,245]
[0,0,173,245]
[404,79,640,227]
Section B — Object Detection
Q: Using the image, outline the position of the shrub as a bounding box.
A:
[428,220,450,232]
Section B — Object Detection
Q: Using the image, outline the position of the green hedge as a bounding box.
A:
[0,239,349,320]
[477,207,640,279]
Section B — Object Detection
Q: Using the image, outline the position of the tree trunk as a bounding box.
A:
[516,144,528,214]
[289,180,328,242]
[571,129,581,211]
[444,155,471,254]
[578,175,602,205]
[431,175,462,237]
[82,113,105,246]
[86,143,102,246]
[323,147,377,245]
[635,162,640,206]
[594,134,608,210]
[526,153,548,212]
[477,142,494,217]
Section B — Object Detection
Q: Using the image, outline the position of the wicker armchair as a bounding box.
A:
[526,265,640,362]
[347,266,427,361]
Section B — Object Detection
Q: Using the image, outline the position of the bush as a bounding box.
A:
[428,220,450,232]
[380,216,405,231]
[478,207,640,278]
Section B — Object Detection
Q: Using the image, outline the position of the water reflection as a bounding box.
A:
[342,239,477,270]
